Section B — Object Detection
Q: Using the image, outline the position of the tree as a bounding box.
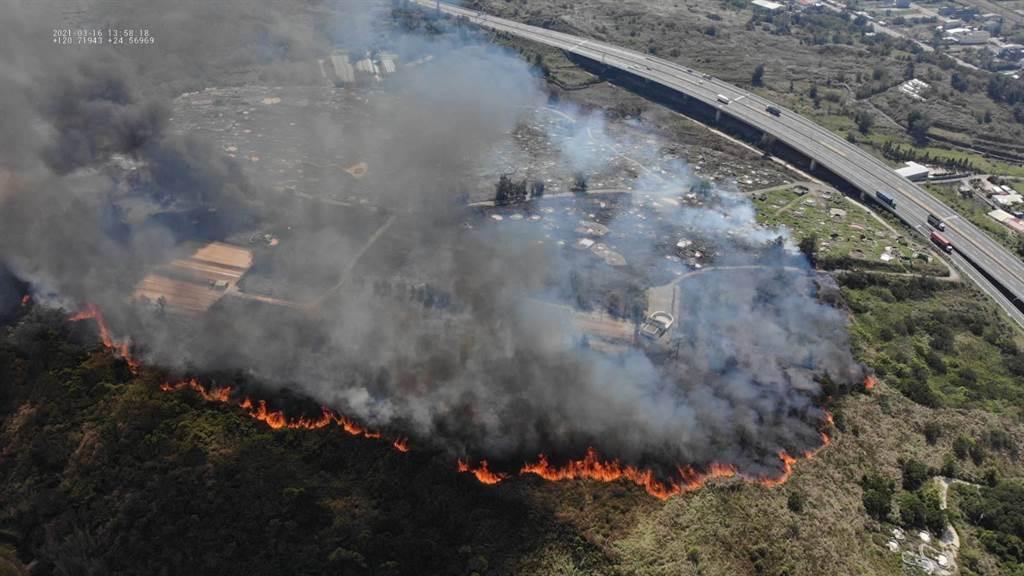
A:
[752,63,766,87]
[907,109,932,145]
[494,174,513,206]
[855,109,874,135]
[951,72,969,92]
[798,234,818,268]
[923,421,942,445]
[787,491,805,513]
[898,491,927,528]
[529,180,545,199]
[901,459,930,491]
[571,173,588,195]
[862,472,895,521]
[954,435,973,460]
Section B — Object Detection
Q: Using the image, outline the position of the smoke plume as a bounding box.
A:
[0,0,865,483]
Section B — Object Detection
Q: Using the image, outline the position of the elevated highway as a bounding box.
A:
[416,0,1024,328]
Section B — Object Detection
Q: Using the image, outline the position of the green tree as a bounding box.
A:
[902,459,930,491]
[752,63,766,87]
[787,491,805,513]
[907,109,932,146]
[798,235,818,267]
[862,472,895,521]
[855,109,873,135]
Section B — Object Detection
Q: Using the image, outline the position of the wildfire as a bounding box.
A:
[457,459,507,485]
[864,375,877,391]
[457,411,836,500]
[69,303,139,372]
[20,294,30,306]
[69,304,837,501]
[161,379,232,402]
[757,452,798,489]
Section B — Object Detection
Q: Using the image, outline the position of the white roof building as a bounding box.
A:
[993,193,1023,206]
[895,161,930,181]
[751,0,783,12]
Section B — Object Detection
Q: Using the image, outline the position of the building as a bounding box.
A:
[134,242,254,316]
[640,312,674,340]
[993,193,1023,207]
[354,57,379,81]
[329,50,355,85]
[751,0,784,13]
[377,52,399,75]
[945,28,991,45]
[895,161,930,182]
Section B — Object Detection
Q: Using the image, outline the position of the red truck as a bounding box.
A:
[931,231,953,254]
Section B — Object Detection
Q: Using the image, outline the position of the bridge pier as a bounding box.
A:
[715,109,721,123]
[809,159,817,171]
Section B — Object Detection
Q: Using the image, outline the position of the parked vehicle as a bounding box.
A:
[931,231,953,254]
[927,213,946,231]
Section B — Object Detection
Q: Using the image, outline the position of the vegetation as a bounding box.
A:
[952,480,1024,571]
[0,308,610,576]
[839,272,1024,415]
[861,472,895,521]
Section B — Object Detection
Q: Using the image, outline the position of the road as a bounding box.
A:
[417,0,1024,328]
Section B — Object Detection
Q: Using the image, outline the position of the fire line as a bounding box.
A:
[70,304,840,500]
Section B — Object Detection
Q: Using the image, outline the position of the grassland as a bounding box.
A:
[754,183,949,276]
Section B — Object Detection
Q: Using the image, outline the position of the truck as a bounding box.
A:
[875,191,896,210]
[927,213,946,231]
[930,231,953,254]
[717,94,730,104]
[765,105,781,117]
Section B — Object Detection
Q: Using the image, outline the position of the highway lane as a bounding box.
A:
[417,1,1024,327]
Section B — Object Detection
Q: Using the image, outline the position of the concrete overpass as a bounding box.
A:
[416,0,1024,328]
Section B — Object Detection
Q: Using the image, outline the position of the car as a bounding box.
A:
[766,105,781,117]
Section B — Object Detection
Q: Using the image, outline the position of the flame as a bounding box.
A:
[20,294,30,306]
[757,452,798,488]
[520,448,684,499]
[69,303,139,372]
[458,409,836,500]
[458,459,507,485]
[70,304,836,500]
[864,375,876,391]
[161,379,232,402]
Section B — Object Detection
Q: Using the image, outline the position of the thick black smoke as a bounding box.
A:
[0,0,865,481]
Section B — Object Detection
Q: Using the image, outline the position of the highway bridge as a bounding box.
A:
[415,0,1024,328]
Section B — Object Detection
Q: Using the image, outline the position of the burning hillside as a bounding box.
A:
[4,0,871,503]
[73,304,843,499]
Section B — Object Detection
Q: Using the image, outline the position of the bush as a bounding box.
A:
[862,473,895,521]
[923,421,942,445]
[902,459,930,491]
[787,491,805,514]
[954,435,973,460]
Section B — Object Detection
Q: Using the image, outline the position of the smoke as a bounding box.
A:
[0,0,865,481]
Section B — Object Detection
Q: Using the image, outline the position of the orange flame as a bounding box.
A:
[864,375,876,391]
[457,459,507,485]
[757,452,798,488]
[69,303,139,372]
[458,409,836,500]
[521,448,684,499]
[161,379,233,402]
[20,295,30,306]
[71,304,836,500]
